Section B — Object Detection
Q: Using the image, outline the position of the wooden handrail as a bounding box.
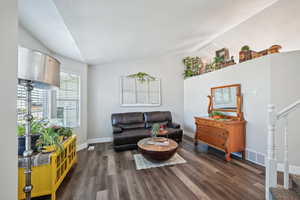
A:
[276,99,300,120]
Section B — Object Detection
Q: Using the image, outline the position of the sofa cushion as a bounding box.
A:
[146,121,169,129]
[118,123,145,130]
[112,112,145,130]
[144,111,172,128]
[113,129,151,146]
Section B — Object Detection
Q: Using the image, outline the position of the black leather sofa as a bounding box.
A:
[111,111,183,151]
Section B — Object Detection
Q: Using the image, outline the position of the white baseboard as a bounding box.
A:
[76,142,88,152]
[87,137,113,144]
[277,163,300,175]
[183,131,194,138]
[76,137,113,151]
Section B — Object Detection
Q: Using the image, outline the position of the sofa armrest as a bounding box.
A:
[112,126,123,134]
[169,122,180,129]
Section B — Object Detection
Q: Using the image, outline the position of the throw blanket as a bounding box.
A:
[18,153,51,168]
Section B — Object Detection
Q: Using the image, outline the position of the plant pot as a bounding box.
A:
[18,133,40,155]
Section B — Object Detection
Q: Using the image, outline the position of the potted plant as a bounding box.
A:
[54,126,73,141]
[36,127,64,153]
[205,56,224,72]
[239,45,253,63]
[17,120,45,155]
[151,123,160,138]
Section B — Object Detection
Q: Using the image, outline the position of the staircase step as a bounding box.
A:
[270,187,300,200]
[292,175,300,195]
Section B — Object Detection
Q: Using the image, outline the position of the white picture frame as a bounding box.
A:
[120,76,161,107]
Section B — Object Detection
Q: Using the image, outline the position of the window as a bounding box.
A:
[56,72,80,127]
[120,76,161,106]
[17,85,49,124]
[16,72,81,128]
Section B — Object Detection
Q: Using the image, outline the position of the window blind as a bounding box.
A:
[17,85,49,124]
[120,76,161,106]
[56,72,80,127]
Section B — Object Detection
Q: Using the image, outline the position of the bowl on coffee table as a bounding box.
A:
[137,137,178,162]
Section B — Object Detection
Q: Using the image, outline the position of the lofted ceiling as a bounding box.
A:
[19,0,278,65]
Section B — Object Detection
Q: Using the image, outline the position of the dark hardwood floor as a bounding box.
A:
[54,139,266,200]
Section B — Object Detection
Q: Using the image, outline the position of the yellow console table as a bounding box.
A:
[18,135,77,200]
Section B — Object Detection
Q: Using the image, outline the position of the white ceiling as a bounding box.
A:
[19,0,278,65]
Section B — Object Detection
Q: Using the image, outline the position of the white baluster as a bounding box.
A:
[266,104,277,200]
[283,117,289,189]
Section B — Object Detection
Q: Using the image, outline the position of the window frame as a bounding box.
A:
[119,76,161,107]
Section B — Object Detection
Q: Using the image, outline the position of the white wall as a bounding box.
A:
[184,55,271,155]
[0,0,18,199]
[88,55,184,140]
[19,24,51,54]
[184,51,300,166]
[270,51,300,166]
[196,0,300,63]
[18,25,88,146]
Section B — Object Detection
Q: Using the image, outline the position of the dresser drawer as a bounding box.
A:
[196,119,226,129]
[196,125,228,150]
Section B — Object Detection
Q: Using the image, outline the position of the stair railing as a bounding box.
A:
[266,100,300,200]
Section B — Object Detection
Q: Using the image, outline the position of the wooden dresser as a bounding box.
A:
[194,117,246,161]
[194,84,246,161]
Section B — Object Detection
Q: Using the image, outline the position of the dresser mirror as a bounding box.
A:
[208,84,243,120]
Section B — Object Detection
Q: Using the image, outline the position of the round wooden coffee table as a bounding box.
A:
[137,137,178,162]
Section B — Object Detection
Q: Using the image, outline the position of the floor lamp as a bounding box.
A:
[18,47,60,200]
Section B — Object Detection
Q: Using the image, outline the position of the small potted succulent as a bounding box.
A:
[239,45,252,63]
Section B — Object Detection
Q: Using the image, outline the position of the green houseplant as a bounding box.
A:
[151,123,160,138]
[209,111,226,119]
[36,127,64,153]
[57,127,73,138]
[182,56,203,79]
[17,119,46,155]
[241,45,250,51]
[205,56,224,72]
[127,72,156,83]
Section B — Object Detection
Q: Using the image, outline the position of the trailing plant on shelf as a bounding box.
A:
[151,123,160,138]
[127,72,156,83]
[205,56,224,72]
[182,56,203,79]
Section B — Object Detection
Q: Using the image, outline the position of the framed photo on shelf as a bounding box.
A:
[216,48,229,61]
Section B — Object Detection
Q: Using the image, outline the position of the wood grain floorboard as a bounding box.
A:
[52,139,267,200]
